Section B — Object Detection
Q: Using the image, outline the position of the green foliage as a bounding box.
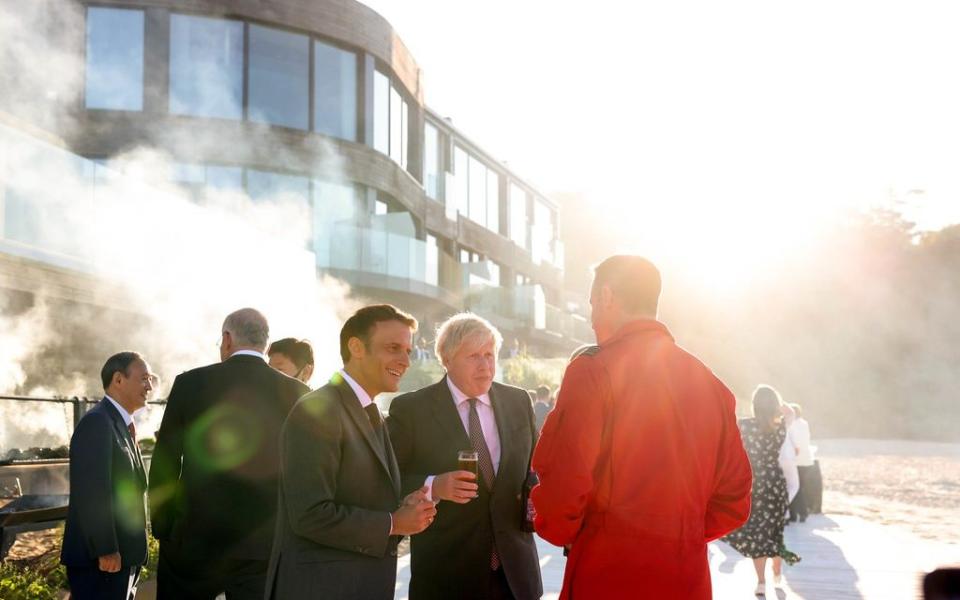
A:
[499,356,567,392]
[142,534,160,581]
[0,562,63,600]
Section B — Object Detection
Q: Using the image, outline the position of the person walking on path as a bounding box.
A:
[723,385,801,596]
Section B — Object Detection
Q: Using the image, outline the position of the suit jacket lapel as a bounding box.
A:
[333,380,397,493]
[432,376,472,451]
[100,398,147,488]
[489,384,513,495]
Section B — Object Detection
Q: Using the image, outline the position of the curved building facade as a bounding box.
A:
[0,0,590,355]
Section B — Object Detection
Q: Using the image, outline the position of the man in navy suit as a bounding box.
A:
[61,351,154,600]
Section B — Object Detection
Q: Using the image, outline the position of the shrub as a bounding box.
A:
[499,356,567,392]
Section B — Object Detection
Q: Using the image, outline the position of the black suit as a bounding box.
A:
[148,354,309,600]
[265,375,403,600]
[61,398,147,600]
[387,378,543,600]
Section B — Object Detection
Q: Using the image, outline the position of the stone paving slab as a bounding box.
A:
[393,514,960,599]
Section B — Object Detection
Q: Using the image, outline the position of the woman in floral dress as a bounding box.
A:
[723,385,801,596]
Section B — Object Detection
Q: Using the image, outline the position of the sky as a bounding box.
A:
[361,0,960,284]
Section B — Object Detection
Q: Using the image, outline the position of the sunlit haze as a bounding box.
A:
[362,0,960,288]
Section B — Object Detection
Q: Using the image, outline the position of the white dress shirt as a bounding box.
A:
[105,394,135,427]
[424,378,501,501]
[229,349,267,361]
[338,369,376,409]
[789,418,814,466]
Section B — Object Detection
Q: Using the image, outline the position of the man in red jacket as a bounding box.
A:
[532,255,752,599]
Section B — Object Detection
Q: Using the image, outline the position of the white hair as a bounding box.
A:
[223,307,269,350]
[435,313,503,364]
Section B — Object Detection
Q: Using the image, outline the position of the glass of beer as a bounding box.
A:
[458,450,479,477]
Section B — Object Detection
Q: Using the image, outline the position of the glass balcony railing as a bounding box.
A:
[315,222,428,282]
[0,121,315,277]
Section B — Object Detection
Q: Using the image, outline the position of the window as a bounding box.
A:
[454,146,469,217]
[245,170,310,206]
[375,199,388,216]
[468,156,487,227]
[248,25,309,130]
[373,71,409,169]
[169,15,243,119]
[486,170,500,234]
[85,8,144,110]
[373,71,390,154]
[424,123,440,199]
[314,40,357,140]
[532,199,555,265]
[426,234,439,286]
[509,183,529,250]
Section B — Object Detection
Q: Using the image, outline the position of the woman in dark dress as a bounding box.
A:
[724,385,801,596]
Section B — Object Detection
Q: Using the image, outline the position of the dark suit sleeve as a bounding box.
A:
[71,413,119,557]
[281,395,392,557]
[148,373,189,540]
[385,395,430,496]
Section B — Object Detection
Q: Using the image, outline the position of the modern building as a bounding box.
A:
[0,0,591,375]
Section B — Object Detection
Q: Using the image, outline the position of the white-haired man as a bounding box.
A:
[387,313,543,600]
[149,308,310,600]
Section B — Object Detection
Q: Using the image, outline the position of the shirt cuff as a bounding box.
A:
[424,475,436,502]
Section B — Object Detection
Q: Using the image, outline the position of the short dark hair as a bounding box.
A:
[101,352,143,391]
[536,385,551,400]
[268,338,315,370]
[340,304,418,364]
[592,255,661,315]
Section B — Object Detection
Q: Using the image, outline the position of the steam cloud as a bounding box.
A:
[0,0,358,453]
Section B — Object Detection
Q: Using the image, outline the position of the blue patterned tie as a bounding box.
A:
[468,398,500,570]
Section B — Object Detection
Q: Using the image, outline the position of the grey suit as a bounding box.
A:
[265,375,402,600]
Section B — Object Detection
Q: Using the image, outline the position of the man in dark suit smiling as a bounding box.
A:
[61,351,154,600]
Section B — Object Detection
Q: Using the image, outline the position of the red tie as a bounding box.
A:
[127,421,137,441]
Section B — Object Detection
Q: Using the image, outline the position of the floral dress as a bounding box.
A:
[723,418,801,564]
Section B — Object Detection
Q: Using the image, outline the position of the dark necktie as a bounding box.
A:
[467,398,500,570]
[364,403,385,450]
[127,421,137,441]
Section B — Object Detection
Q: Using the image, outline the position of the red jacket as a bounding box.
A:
[532,320,752,599]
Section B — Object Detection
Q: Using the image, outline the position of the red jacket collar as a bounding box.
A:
[604,318,673,347]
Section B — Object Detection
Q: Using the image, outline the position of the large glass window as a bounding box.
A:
[373,71,390,154]
[426,234,439,286]
[424,123,440,200]
[374,71,409,169]
[486,170,500,234]
[246,170,310,206]
[468,156,487,227]
[509,183,529,250]
[85,8,144,110]
[248,25,309,130]
[532,199,554,265]
[454,147,469,217]
[170,15,243,119]
[314,41,357,140]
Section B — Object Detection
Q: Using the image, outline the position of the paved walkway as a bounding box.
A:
[393,514,959,599]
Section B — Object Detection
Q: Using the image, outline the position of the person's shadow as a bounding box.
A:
[710,514,860,598]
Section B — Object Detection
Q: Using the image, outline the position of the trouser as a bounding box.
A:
[66,564,141,600]
[157,547,267,600]
[488,566,516,600]
[789,465,817,521]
